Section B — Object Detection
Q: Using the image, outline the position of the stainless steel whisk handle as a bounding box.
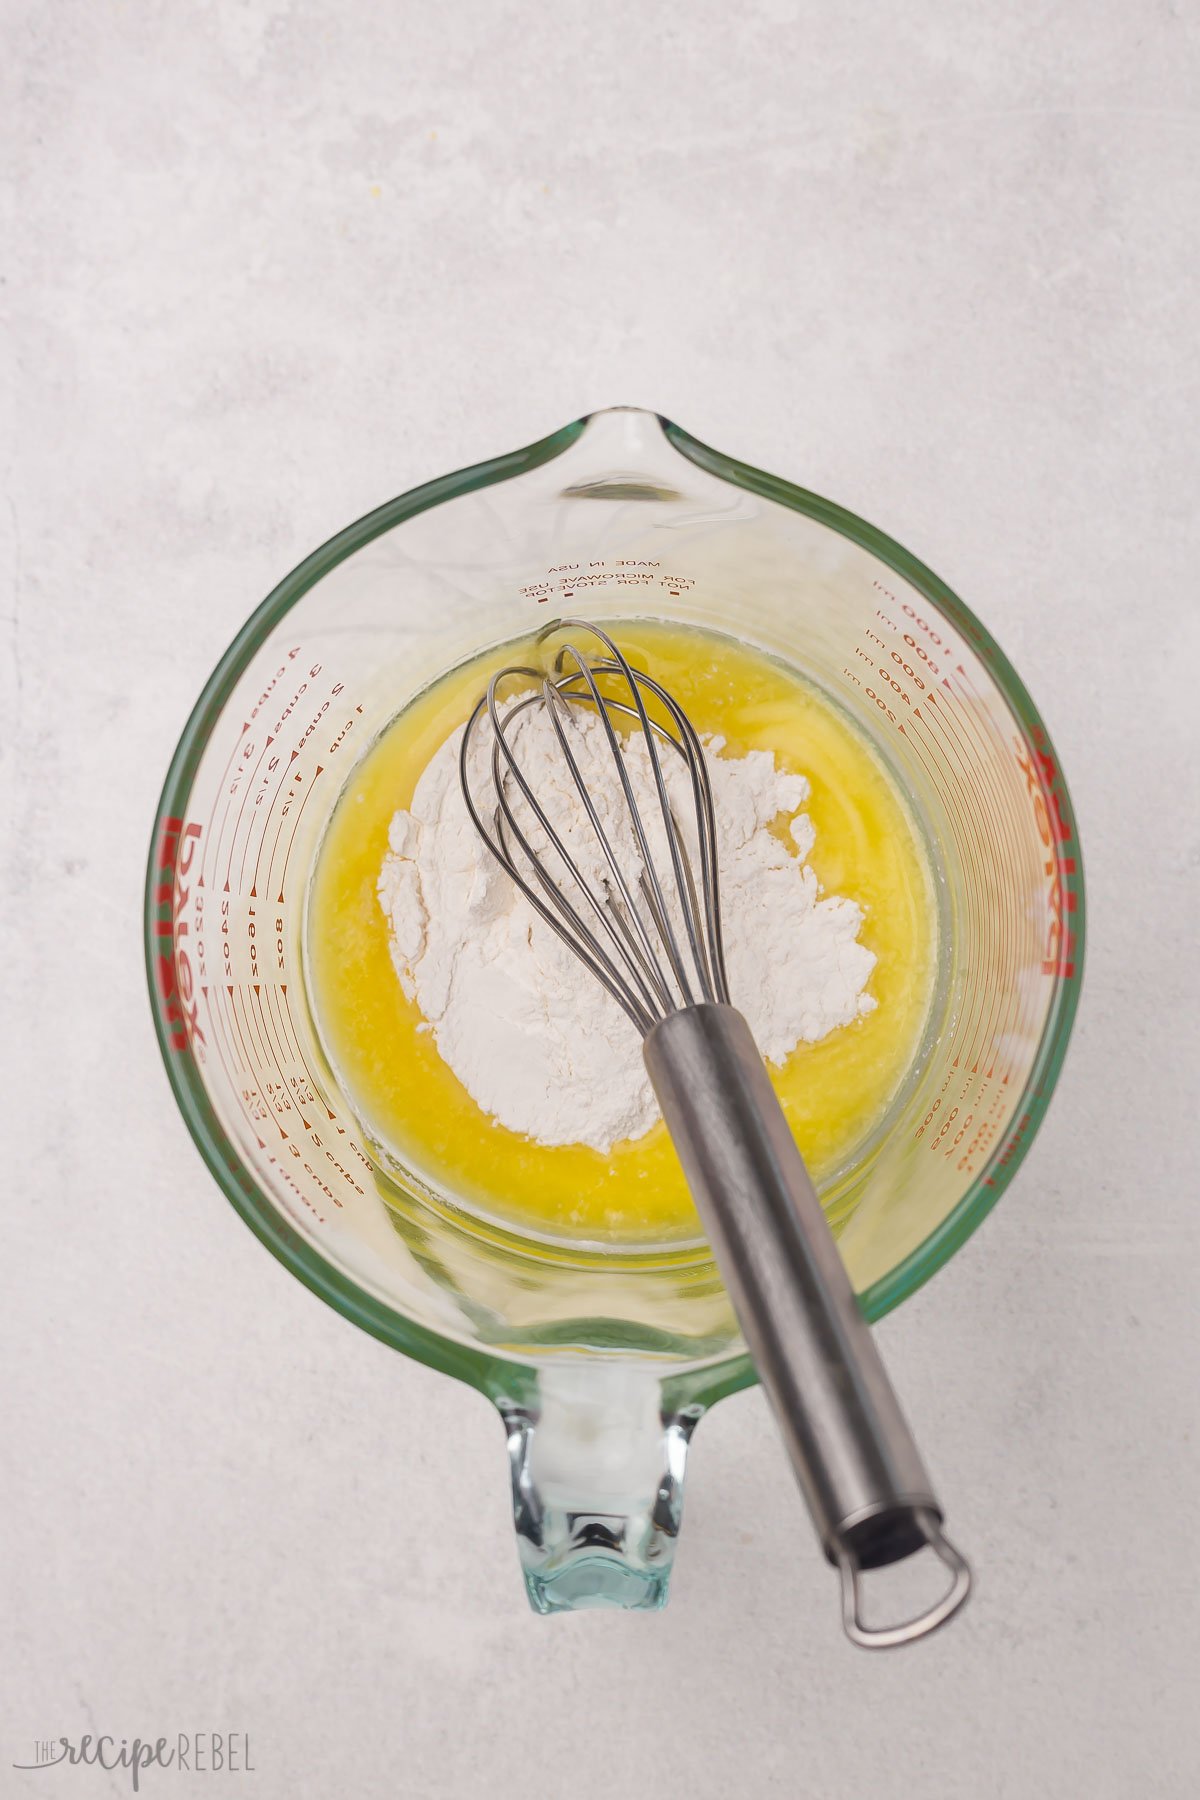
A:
[643,1003,972,1648]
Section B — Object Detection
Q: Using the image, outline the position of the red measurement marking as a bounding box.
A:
[202,985,269,1151]
[956,681,1055,1079]
[202,722,250,886]
[276,764,324,904]
[904,717,992,1079]
[904,708,982,962]
[241,983,275,1071]
[258,984,311,1123]
[273,984,337,1121]
[929,752,1002,1077]
[252,983,311,1132]
[262,1150,326,1226]
[252,749,299,895]
[924,691,1014,1073]
[939,667,1035,1073]
[226,984,290,1138]
[222,985,287,1141]
[919,694,1010,1073]
[944,662,1010,759]
[982,1108,1035,1189]
[217,734,268,894]
[231,733,276,891]
[199,984,241,1089]
[220,983,256,1073]
[935,682,1026,1079]
[942,684,1031,1067]
[233,981,268,1067]
[223,738,267,887]
[265,786,300,899]
[905,707,989,1068]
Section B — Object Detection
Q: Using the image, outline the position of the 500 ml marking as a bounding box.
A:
[866,583,1083,1184]
[867,587,1029,1060]
[848,597,999,1072]
[861,588,1004,1165]
[915,1066,1009,1177]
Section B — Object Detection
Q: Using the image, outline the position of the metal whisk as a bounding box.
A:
[460,619,971,1648]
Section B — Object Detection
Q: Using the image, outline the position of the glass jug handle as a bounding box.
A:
[495,1364,703,1614]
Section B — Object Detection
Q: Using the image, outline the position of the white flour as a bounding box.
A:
[377,705,877,1153]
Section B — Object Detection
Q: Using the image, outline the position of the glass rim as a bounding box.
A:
[144,407,1086,1404]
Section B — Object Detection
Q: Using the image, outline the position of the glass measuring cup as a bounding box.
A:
[145,408,1084,1616]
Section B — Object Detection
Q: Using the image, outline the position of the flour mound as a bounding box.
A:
[377,706,876,1153]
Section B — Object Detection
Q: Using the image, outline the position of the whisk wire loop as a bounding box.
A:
[458,621,731,1036]
[491,732,663,1031]
[550,638,698,1010]
[539,669,677,1015]
[458,687,655,1034]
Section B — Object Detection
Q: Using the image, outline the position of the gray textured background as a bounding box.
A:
[4,3,1199,1796]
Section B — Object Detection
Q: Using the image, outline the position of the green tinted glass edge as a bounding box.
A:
[145,409,1085,1408]
[664,418,1085,1369]
[145,419,586,1402]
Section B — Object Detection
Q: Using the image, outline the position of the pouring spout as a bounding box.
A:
[496,1362,702,1614]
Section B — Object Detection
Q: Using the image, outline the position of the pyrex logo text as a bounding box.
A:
[1014,728,1078,980]
[152,815,206,1053]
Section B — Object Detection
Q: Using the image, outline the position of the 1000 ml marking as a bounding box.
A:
[864,579,1082,1186]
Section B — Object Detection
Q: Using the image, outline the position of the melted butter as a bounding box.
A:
[305,622,936,1245]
